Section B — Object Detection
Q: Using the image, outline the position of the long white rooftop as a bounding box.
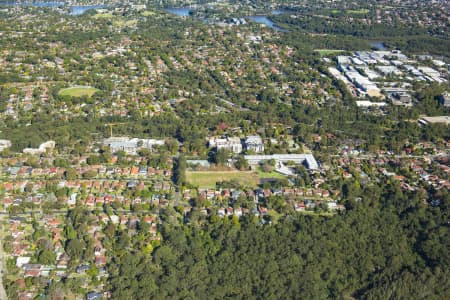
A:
[244,154,319,170]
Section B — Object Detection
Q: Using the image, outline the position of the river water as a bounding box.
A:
[165,7,287,32]
[2,2,105,15]
[164,7,191,17]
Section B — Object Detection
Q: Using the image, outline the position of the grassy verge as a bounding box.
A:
[347,9,369,14]
[314,49,345,56]
[255,168,286,179]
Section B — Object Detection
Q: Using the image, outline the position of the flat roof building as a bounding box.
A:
[244,154,319,170]
[245,135,264,153]
[209,137,242,154]
[103,137,165,155]
[0,139,11,151]
[419,116,450,125]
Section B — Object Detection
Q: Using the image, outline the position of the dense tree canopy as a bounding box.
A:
[108,182,449,299]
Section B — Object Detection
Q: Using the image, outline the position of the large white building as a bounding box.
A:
[103,137,165,155]
[419,116,450,125]
[356,101,387,108]
[245,135,264,153]
[209,137,242,154]
[23,141,56,155]
[0,139,11,152]
[244,154,319,170]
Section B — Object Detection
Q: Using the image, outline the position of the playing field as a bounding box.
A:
[314,49,345,56]
[93,12,113,18]
[255,169,286,179]
[58,86,99,97]
[141,11,155,16]
[186,171,260,188]
[330,9,369,14]
[347,9,369,14]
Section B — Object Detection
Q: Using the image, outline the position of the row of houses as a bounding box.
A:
[192,198,345,219]
[2,165,172,178]
[197,187,336,202]
[335,153,450,193]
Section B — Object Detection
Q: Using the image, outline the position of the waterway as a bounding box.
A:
[165,7,287,32]
[70,5,104,15]
[2,2,105,15]
[247,10,288,32]
[247,15,286,31]
[164,7,191,17]
[2,1,63,7]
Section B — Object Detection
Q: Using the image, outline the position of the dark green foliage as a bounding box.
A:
[65,239,84,260]
[37,249,56,265]
[212,148,229,166]
[174,155,187,185]
[108,184,449,299]
[235,155,249,170]
[273,13,449,56]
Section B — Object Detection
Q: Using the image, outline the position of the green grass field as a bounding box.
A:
[93,12,137,28]
[314,49,345,56]
[93,12,113,18]
[330,9,369,14]
[114,19,138,27]
[141,11,155,16]
[58,86,99,98]
[347,9,369,14]
[186,171,260,188]
[255,168,286,179]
